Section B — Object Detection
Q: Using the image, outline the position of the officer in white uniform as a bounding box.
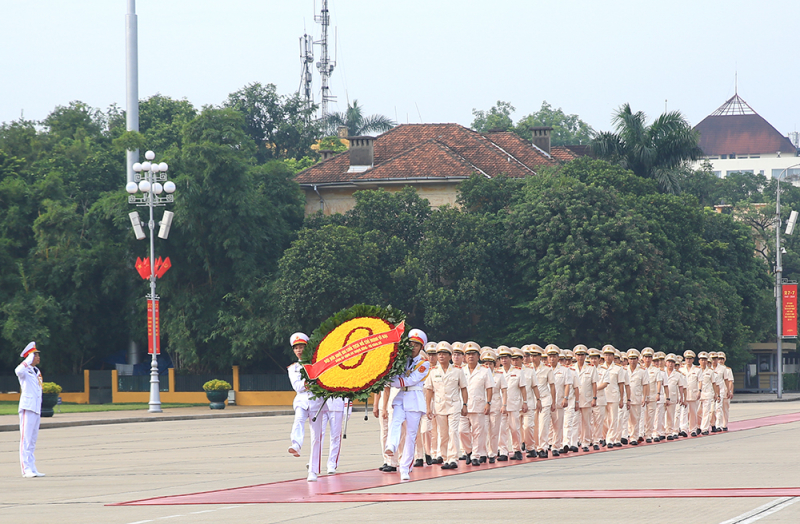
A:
[16,342,44,478]
[386,329,431,481]
[321,396,351,474]
[287,332,326,482]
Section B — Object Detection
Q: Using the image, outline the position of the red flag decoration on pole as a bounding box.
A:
[154,257,172,279]
[147,299,160,354]
[783,284,798,338]
[135,257,151,279]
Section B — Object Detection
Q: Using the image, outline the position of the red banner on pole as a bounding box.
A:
[147,299,161,354]
[783,284,798,338]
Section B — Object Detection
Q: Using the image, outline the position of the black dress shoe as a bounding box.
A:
[414,459,424,468]
[711,426,718,433]
[592,444,599,451]
[645,438,652,443]
[552,449,560,457]
[435,457,444,464]
[690,431,697,437]
[679,431,688,437]
[582,446,589,452]
[450,461,458,469]
[614,443,622,448]
[526,450,537,458]
[383,465,397,472]
[480,456,487,463]
[489,456,496,463]
[521,443,526,451]
[440,462,451,469]
[599,439,606,446]
[459,455,468,461]
[631,440,639,445]
[425,454,432,465]
[471,459,480,466]
[570,446,579,453]
[667,435,674,441]
[607,443,614,449]
[562,445,570,453]
[378,463,388,471]
[723,427,728,431]
[621,438,629,445]
[512,451,523,460]
[497,455,508,461]
[702,431,709,435]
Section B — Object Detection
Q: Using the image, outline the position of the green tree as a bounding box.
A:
[592,103,703,194]
[514,101,595,146]
[470,101,515,133]
[325,99,395,137]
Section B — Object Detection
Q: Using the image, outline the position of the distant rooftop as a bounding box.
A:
[710,94,756,116]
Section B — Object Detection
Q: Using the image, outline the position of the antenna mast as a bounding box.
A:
[314,0,336,120]
[298,32,314,113]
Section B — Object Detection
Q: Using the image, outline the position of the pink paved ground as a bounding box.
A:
[114,411,800,506]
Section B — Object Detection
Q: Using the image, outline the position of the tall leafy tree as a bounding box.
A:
[514,101,595,146]
[592,103,702,194]
[470,101,515,133]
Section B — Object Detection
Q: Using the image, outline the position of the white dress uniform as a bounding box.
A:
[320,397,351,474]
[387,352,431,477]
[16,343,43,478]
[288,361,325,479]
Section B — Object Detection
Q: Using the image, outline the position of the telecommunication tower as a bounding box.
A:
[314,0,336,119]
[299,32,314,112]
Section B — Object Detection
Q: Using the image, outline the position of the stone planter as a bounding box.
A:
[41,393,59,418]
[205,390,228,410]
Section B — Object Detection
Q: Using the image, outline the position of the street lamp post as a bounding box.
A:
[775,164,800,400]
[126,150,176,413]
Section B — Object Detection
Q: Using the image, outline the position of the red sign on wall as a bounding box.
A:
[783,284,798,338]
[147,299,161,354]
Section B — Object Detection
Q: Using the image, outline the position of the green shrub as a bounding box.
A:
[202,379,232,392]
[42,382,62,394]
[783,373,800,391]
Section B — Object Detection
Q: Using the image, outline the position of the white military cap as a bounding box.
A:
[20,341,39,359]
[545,344,561,356]
[464,341,481,354]
[289,332,309,346]
[409,329,428,346]
[436,341,453,354]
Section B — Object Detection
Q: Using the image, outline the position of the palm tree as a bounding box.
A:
[592,103,702,194]
[325,100,395,136]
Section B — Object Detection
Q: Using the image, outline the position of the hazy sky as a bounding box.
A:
[2,0,799,136]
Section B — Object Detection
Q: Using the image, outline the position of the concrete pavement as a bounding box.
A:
[1,401,799,523]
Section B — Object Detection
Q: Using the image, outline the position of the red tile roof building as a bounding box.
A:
[296,123,567,215]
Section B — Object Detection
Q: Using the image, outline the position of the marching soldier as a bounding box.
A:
[425,341,467,470]
[484,348,507,463]
[573,345,597,452]
[16,342,44,478]
[533,346,557,457]
[287,332,325,482]
[654,352,668,441]
[561,349,580,453]
[497,346,528,461]
[549,347,574,455]
[716,352,734,431]
[663,354,684,440]
[641,348,662,443]
[522,346,540,457]
[681,350,701,436]
[386,329,431,481]
[626,349,649,445]
[601,345,625,448]
[461,342,494,465]
[375,386,401,472]
[697,351,721,435]
[589,348,607,450]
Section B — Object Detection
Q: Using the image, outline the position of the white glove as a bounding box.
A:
[24,353,35,366]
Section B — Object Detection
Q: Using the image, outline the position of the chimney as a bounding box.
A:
[531,126,553,155]
[320,149,335,161]
[348,136,374,171]
[337,125,349,139]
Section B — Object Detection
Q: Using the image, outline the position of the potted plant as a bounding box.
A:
[41,382,62,417]
[202,379,231,410]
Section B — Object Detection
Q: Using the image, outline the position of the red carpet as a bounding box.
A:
[114,410,800,506]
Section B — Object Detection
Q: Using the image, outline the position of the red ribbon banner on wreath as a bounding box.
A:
[303,321,405,380]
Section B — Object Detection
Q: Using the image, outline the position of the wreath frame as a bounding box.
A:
[301,304,411,403]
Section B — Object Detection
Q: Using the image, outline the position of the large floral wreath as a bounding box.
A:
[301,304,412,402]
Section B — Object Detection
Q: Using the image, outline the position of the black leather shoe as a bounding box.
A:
[582,446,589,452]
[690,431,697,437]
[621,438,629,445]
[667,435,674,441]
[450,461,458,469]
[679,431,688,437]
[552,449,560,457]
[645,438,652,443]
[378,463,388,471]
[471,459,479,466]
[414,459,423,468]
[489,456,496,464]
[562,445,570,453]
[425,454,432,465]
[497,455,508,461]
[607,443,614,449]
[723,427,728,431]
[592,444,599,451]
[479,456,487,463]
[631,440,638,445]
[613,443,622,448]
[383,465,397,472]
[511,451,523,460]
[570,446,579,453]
[526,450,537,458]
[521,443,526,451]
[711,426,718,433]
[599,439,606,446]
[435,457,444,464]
[702,431,709,435]
[459,455,468,461]
[440,462,451,469]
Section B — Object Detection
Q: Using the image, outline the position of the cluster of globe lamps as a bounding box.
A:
[125,150,176,196]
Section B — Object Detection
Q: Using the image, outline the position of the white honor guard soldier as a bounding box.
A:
[385,328,431,481]
[287,332,325,482]
[16,341,45,478]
